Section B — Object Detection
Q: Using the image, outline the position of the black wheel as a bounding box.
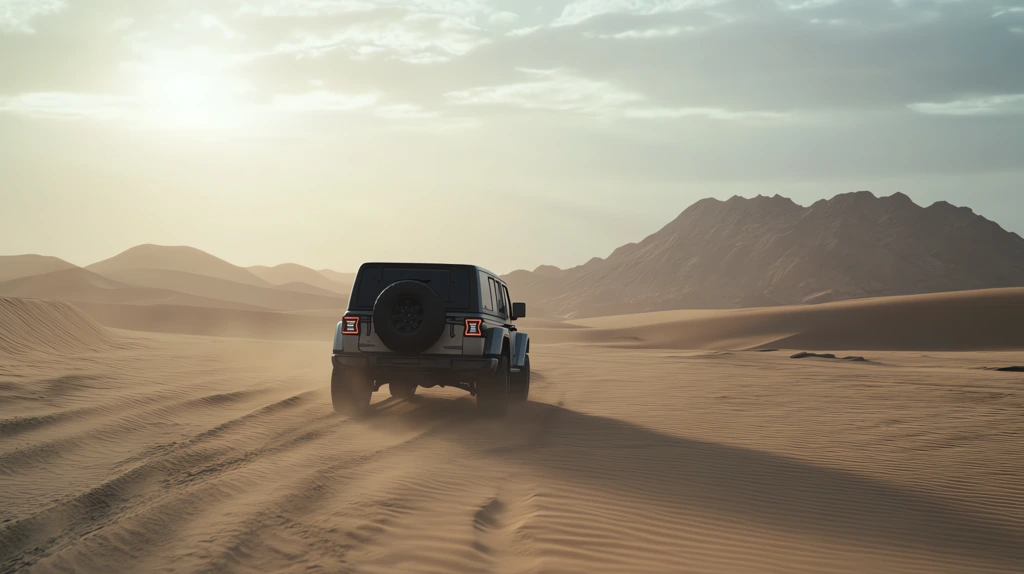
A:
[372,280,446,354]
[477,355,509,417]
[509,354,530,403]
[331,365,372,415]
[389,382,417,399]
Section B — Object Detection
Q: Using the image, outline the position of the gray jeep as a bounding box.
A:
[331,262,530,416]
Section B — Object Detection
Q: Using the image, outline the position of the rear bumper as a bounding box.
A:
[332,352,498,373]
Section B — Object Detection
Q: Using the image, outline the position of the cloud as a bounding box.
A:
[373,103,439,119]
[589,25,686,39]
[201,15,243,40]
[0,0,66,34]
[506,25,542,37]
[0,0,1021,181]
[0,92,132,120]
[271,90,379,111]
[270,12,488,63]
[445,68,787,122]
[775,0,841,10]
[623,106,788,121]
[235,0,376,17]
[0,89,262,131]
[0,87,465,134]
[110,16,135,32]
[992,6,1024,18]
[553,0,721,27]
[445,68,644,116]
[909,94,1024,116]
[268,89,477,132]
[487,11,519,25]
[235,0,494,18]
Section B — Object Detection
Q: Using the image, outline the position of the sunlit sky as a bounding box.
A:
[2,0,1022,274]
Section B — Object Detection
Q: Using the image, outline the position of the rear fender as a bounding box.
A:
[511,332,529,368]
[483,326,509,357]
[333,321,346,353]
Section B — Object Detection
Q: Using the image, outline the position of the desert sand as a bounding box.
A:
[2,294,1023,573]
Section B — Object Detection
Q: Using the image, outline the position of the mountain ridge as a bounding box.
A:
[502,191,1024,318]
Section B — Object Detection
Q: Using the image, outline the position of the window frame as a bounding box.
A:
[492,278,508,319]
[479,271,494,312]
[504,284,514,317]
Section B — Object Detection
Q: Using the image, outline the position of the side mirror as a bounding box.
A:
[511,302,526,320]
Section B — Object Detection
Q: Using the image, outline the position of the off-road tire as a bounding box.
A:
[332,365,372,416]
[389,382,417,399]
[477,355,510,417]
[509,354,530,403]
[373,280,446,354]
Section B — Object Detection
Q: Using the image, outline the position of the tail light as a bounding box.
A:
[341,316,360,335]
[464,318,483,337]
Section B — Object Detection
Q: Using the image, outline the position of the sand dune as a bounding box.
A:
[0,268,268,311]
[533,287,1024,351]
[0,297,129,358]
[87,244,270,287]
[0,267,127,294]
[72,301,339,341]
[60,287,1024,355]
[318,269,357,288]
[94,268,347,312]
[1,320,1022,573]
[3,286,1024,573]
[0,255,78,282]
[249,263,351,295]
[271,281,349,299]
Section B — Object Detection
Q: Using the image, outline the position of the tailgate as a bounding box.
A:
[358,318,467,355]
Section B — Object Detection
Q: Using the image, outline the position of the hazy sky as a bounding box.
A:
[2,0,1023,273]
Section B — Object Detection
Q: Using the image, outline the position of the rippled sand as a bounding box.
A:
[2,297,1023,573]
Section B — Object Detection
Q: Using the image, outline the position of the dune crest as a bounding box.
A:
[87,244,269,287]
[0,255,77,282]
[249,263,351,295]
[539,287,1024,351]
[0,297,126,358]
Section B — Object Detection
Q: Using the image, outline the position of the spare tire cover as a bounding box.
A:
[373,280,446,354]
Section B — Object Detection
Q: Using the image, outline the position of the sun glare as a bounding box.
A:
[130,53,253,131]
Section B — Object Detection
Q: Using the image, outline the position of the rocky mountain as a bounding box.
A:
[502,191,1024,318]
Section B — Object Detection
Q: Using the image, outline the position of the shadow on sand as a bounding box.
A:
[363,394,1024,568]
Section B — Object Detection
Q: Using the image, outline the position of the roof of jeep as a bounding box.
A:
[356,262,502,279]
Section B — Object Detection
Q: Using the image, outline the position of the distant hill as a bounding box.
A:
[503,192,1024,318]
[248,263,351,295]
[0,268,266,311]
[271,281,348,299]
[94,268,347,312]
[0,246,349,314]
[0,254,77,282]
[88,244,269,287]
[318,269,357,289]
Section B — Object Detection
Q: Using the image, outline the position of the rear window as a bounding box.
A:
[350,265,471,311]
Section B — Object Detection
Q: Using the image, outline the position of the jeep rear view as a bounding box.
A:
[331,263,530,416]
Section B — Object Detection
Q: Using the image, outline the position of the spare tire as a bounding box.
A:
[373,280,446,354]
